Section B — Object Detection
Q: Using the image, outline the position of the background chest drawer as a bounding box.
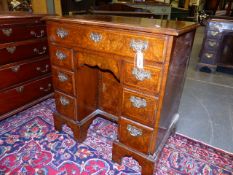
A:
[123,62,162,94]
[47,22,167,63]
[52,67,75,95]
[119,117,154,154]
[0,58,50,90]
[50,45,73,69]
[0,76,52,115]
[122,89,158,127]
[0,24,46,43]
[0,40,48,65]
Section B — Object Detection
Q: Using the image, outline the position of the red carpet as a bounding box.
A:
[0,98,232,174]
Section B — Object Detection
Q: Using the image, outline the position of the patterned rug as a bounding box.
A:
[0,99,232,175]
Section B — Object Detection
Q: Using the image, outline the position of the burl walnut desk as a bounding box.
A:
[45,15,198,174]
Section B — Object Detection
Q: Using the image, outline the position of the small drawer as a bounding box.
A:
[0,24,46,43]
[204,39,218,50]
[0,58,50,90]
[207,30,221,39]
[49,45,73,69]
[123,62,162,94]
[122,89,158,127]
[47,22,167,63]
[200,51,216,64]
[54,91,76,121]
[0,40,48,65]
[52,67,75,95]
[0,76,52,115]
[118,117,154,154]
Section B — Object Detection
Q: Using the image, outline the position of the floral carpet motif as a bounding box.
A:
[0,98,232,175]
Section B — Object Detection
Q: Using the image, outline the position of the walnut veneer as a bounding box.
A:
[45,15,198,175]
[0,13,53,120]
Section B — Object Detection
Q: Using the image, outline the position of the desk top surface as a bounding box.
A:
[44,15,198,36]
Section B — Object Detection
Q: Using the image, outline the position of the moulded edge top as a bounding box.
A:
[43,15,199,36]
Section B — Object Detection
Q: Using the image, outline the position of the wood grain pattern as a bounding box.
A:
[52,66,76,96]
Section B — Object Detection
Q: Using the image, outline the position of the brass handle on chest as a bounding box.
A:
[90,32,102,43]
[208,41,217,47]
[11,65,20,72]
[130,96,147,108]
[60,96,69,106]
[205,53,214,59]
[56,50,67,60]
[132,67,151,81]
[210,31,219,36]
[33,46,47,55]
[2,28,12,36]
[40,83,52,92]
[36,64,49,73]
[58,72,68,82]
[56,28,68,39]
[127,124,142,137]
[16,86,24,93]
[6,46,16,54]
[30,30,45,38]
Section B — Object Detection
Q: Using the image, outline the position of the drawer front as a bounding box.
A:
[0,76,52,115]
[0,24,46,43]
[207,30,221,39]
[204,39,218,51]
[54,91,76,120]
[49,45,73,69]
[119,117,154,154]
[123,62,162,94]
[122,89,158,127]
[200,51,216,64]
[0,58,50,90]
[0,40,48,65]
[52,67,75,95]
[47,22,167,63]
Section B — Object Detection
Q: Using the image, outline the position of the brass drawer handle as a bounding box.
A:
[60,96,70,106]
[58,72,68,82]
[130,96,147,108]
[127,124,142,137]
[36,64,49,73]
[56,28,68,39]
[2,28,12,36]
[40,83,52,92]
[11,65,20,72]
[33,46,47,55]
[205,53,214,59]
[16,86,24,93]
[56,50,67,60]
[132,67,151,81]
[210,31,219,36]
[130,39,148,52]
[90,32,102,43]
[30,30,45,38]
[208,41,217,47]
[6,46,16,54]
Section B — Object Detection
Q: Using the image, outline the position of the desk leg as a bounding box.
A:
[112,141,156,175]
[53,112,97,142]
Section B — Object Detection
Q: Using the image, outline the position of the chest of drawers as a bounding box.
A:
[0,13,53,120]
[197,18,233,73]
[45,15,198,175]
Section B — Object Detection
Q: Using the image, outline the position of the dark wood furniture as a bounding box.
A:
[0,13,53,120]
[197,17,233,73]
[45,15,198,175]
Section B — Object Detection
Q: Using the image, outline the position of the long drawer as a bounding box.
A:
[0,39,48,65]
[0,76,52,115]
[0,24,46,43]
[47,22,167,63]
[0,57,50,90]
